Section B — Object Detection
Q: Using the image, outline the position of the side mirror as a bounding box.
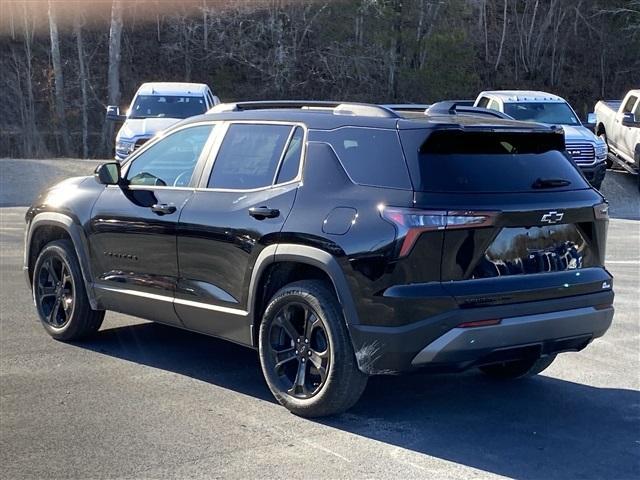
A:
[622,112,638,127]
[584,112,597,132]
[95,162,121,185]
[106,105,126,122]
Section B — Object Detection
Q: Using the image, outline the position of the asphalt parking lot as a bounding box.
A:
[0,160,638,479]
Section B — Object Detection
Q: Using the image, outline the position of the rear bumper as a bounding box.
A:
[579,161,607,186]
[411,305,613,367]
[348,290,614,374]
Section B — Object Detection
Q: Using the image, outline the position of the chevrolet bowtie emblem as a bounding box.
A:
[541,211,564,224]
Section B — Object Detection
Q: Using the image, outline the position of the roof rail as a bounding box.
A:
[426,100,513,120]
[207,100,400,118]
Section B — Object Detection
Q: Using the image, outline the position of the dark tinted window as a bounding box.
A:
[503,102,580,126]
[130,95,207,119]
[476,97,490,108]
[399,129,590,193]
[208,124,292,189]
[309,127,411,190]
[276,127,304,184]
[126,125,213,187]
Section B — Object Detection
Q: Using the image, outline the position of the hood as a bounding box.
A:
[561,125,599,143]
[116,117,181,140]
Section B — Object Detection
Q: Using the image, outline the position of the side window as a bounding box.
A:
[126,125,214,187]
[309,127,412,190]
[622,96,637,113]
[206,91,214,108]
[276,127,304,184]
[477,97,490,108]
[488,99,500,111]
[208,124,292,190]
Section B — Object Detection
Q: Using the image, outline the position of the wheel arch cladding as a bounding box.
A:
[26,213,98,309]
[249,244,361,345]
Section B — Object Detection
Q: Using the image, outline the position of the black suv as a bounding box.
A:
[24,101,614,417]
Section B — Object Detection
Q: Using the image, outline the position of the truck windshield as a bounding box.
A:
[503,102,580,126]
[129,95,206,119]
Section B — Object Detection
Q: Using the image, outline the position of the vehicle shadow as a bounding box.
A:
[80,321,639,480]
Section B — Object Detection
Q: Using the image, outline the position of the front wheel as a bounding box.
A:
[479,355,556,380]
[599,132,613,169]
[32,239,104,341]
[258,280,367,417]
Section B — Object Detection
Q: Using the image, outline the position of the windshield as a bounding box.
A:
[129,95,206,119]
[503,102,580,126]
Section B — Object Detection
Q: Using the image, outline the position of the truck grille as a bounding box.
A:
[565,142,595,166]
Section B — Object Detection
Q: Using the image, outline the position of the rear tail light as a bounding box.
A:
[593,202,609,220]
[379,206,497,257]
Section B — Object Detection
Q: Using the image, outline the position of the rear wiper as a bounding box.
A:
[531,177,571,189]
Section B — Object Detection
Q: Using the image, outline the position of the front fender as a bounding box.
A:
[25,212,98,309]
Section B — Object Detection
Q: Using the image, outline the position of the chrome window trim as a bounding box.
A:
[197,120,308,193]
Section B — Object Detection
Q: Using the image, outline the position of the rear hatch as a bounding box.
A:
[393,126,611,307]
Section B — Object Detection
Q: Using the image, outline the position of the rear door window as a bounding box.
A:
[309,127,411,190]
[276,127,304,184]
[208,123,292,190]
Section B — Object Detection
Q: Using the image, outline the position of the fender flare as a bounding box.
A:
[246,243,360,346]
[25,212,98,309]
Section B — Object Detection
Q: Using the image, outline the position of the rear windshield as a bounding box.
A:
[400,129,590,193]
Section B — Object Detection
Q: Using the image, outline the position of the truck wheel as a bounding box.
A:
[479,355,556,379]
[258,280,368,417]
[599,132,613,169]
[33,239,104,341]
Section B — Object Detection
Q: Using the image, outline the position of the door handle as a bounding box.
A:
[249,206,280,219]
[151,203,177,215]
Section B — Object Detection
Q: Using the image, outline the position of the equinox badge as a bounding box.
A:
[541,211,564,224]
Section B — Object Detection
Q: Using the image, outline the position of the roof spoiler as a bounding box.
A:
[208,100,400,118]
[427,100,514,120]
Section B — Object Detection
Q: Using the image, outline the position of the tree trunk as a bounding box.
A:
[48,0,71,156]
[101,0,124,156]
[495,0,508,71]
[74,16,89,159]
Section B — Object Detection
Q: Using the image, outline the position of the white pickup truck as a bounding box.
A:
[474,90,608,189]
[594,90,640,190]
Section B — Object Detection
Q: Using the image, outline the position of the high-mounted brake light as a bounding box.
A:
[379,206,497,257]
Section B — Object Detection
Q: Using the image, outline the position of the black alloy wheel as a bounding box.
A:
[36,255,75,328]
[267,302,330,399]
[32,239,104,341]
[258,280,368,417]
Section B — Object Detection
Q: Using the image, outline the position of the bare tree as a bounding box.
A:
[101,0,124,156]
[494,0,508,70]
[48,0,71,156]
[74,14,89,159]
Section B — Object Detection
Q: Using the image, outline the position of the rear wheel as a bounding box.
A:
[258,280,367,417]
[479,355,556,380]
[33,239,104,341]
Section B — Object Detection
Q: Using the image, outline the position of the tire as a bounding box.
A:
[599,130,613,169]
[258,280,368,417]
[479,354,556,380]
[32,239,104,341]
